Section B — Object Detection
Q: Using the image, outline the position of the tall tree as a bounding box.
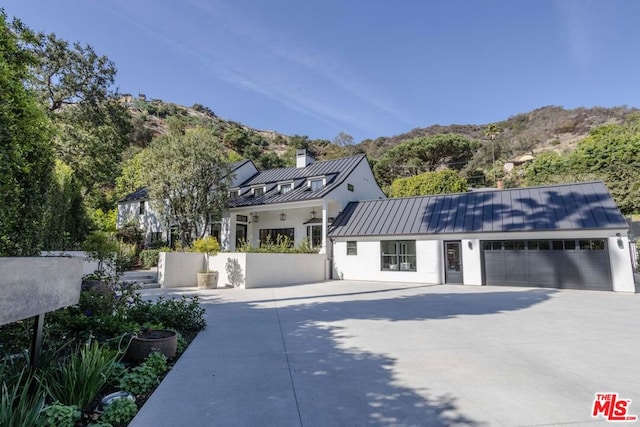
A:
[374,134,479,187]
[0,12,54,255]
[143,127,231,246]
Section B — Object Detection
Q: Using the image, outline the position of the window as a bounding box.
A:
[279,183,293,194]
[306,225,322,248]
[236,215,248,223]
[347,183,354,192]
[150,232,163,243]
[210,222,221,243]
[309,179,323,191]
[381,240,416,271]
[253,187,265,197]
[579,239,605,250]
[259,228,295,247]
[138,201,145,215]
[346,241,357,255]
[482,241,502,251]
[229,189,240,198]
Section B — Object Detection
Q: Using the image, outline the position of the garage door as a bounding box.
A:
[482,239,612,291]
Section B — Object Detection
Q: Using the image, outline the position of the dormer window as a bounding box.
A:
[279,182,293,194]
[309,178,324,191]
[229,189,240,198]
[138,201,145,215]
[252,186,265,197]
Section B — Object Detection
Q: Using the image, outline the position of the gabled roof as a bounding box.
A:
[329,181,628,237]
[117,159,254,203]
[229,154,367,208]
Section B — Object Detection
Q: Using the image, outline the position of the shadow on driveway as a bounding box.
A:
[182,286,555,426]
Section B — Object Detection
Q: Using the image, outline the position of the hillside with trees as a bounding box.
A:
[2,6,640,256]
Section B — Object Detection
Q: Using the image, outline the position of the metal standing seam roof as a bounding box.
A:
[228,154,367,208]
[328,181,628,237]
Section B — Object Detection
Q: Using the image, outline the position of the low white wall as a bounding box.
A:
[158,252,204,288]
[246,253,326,288]
[41,251,100,276]
[209,253,247,288]
[332,240,443,284]
[0,257,84,325]
[608,236,636,292]
[160,252,326,289]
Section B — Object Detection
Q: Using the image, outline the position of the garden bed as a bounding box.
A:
[0,281,207,426]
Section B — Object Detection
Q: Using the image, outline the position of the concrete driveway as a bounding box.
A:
[130,281,640,426]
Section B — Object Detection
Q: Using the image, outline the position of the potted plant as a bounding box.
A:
[126,327,178,362]
[192,236,220,289]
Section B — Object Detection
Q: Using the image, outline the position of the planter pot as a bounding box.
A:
[126,329,177,362]
[100,391,135,412]
[197,271,219,289]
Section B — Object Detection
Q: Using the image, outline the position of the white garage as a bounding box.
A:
[329,181,635,292]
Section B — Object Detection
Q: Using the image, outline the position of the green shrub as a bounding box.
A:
[101,397,137,426]
[144,351,168,377]
[139,247,169,269]
[192,236,220,255]
[44,341,121,409]
[38,403,81,427]
[0,365,45,427]
[119,364,158,396]
[129,296,206,333]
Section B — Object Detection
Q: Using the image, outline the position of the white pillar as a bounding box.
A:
[461,239,483,285]
[320,201,328,255]
[608,236,636,292]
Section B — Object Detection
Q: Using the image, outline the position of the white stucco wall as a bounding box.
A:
[158,252,204,288]
[608,235,636,292]
[325,158,386,207]
[461,239,482,286]
[116,200,165,243]
[332,239,443,284]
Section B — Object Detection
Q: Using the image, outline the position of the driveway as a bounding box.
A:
[130,281,640,426]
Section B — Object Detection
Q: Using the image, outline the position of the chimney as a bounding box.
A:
[296,149,314,168]
[497,180,504,190]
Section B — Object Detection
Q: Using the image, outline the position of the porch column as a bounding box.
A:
[321,201,328,255]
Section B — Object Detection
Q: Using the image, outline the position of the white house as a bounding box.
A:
[329,181,635,292]
[117,150,386,254]
[116,159,259,246]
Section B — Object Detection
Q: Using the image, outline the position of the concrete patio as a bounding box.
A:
[130,281,640,426]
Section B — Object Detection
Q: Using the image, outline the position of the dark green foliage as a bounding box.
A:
[128,296,207,333]
[100,397,137,426]
[39,403,81,427]
[0,12,55,256]
[143,351,168,377]
[374,134,479,187]
[42,342,121,409]
[119,364,158,396]
[139,248,166,268]
[0,362,45,427]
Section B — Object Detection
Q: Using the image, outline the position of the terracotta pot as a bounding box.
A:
[126,329,177,362]
[197,271,219,289]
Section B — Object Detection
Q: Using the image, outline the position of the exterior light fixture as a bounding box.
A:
[252,214,259,223]
[310,210,317,220]
[468,241,473,250]
[616,232,624,249]
[280,212,287,221]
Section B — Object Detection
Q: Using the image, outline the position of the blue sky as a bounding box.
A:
[4,0,639,143]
